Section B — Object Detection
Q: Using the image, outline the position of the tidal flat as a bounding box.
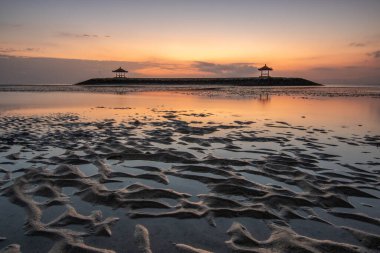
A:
[0,86,379,253]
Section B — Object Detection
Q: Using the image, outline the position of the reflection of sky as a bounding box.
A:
[257,94,271,106]
[368,99,380,124]
[0,1,380,83]
[0,91,379,134]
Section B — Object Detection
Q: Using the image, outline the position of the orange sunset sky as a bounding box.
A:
[0,0,380,84]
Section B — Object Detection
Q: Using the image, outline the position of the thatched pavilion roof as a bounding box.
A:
[258,64,273,71]
[112,67,128,73]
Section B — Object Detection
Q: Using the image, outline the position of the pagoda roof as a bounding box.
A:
[112,67,128,73]
[258,64,273,71]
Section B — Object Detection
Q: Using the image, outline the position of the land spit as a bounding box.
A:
[76,77,322,86]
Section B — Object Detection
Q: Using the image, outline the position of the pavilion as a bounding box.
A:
[112,67,128,78]
[258,64,273,78]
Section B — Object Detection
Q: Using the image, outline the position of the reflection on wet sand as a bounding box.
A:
[0,89,379,253]
[258,93,270,105]
[0,91,379,132]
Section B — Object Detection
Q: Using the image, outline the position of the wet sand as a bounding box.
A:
[0,87,379,252]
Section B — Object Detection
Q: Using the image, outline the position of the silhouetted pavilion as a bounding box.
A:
[258,64,273,78]
[112,67,128,78]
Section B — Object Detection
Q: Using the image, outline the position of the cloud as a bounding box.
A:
[0,55,149,84]
[343,66,361,70]
[368,50,380,58]
[58,32,110,39]
[192,61,257,77]
[301,65,380,85]
[0,47,39,53]
[0,55,379,85]
[0,23,23,29]
[153,62,189,71]
[309,67,336,72]
[349,42,366,47]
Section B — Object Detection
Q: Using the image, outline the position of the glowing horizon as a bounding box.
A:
[1,0,380,83]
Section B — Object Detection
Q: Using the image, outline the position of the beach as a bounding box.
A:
[0,85,379,253]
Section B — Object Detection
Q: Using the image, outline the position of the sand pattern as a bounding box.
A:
[0,109,379,252]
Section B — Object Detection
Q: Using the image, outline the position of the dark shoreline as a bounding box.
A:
[75,77,322,86]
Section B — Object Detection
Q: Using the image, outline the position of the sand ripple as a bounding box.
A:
[0,111,379,252]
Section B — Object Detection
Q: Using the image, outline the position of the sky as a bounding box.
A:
[0,0,380,84]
